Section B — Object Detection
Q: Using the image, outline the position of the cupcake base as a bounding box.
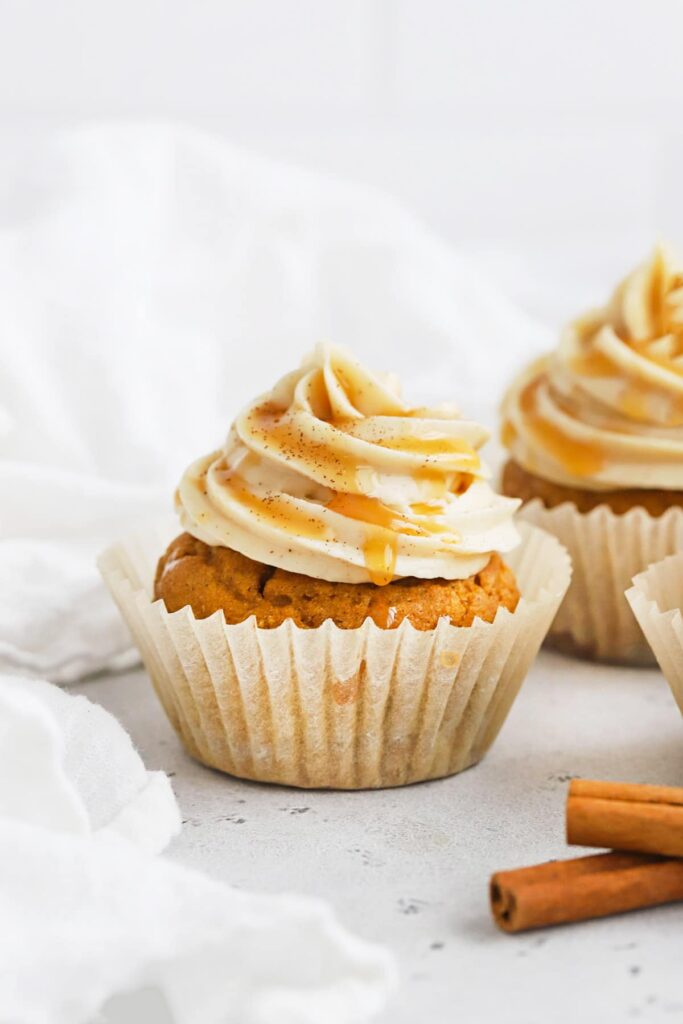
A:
[99,521,570,790]
[154,532,520,630]
[502,482,683,666]
[502,459,683,517]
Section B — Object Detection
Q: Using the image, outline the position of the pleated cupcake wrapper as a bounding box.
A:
[516,500,683,666]
[626,555,683,714]
[98,521,570,789]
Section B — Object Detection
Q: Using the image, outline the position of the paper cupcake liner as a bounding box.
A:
[98,521,570,789]
[626,555,683,714]
[516,500,683,666]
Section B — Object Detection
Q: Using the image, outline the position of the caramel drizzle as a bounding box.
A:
[208,463,462,587]
[410,501,445,517]
[326,491,460,584]
[500,420,517,449]
[569,339,683,427]
[212,465,331,540]
[374,432,481,469]
[245,402,361,492]
[519,374,683,469]
[578,249,683,376]
[363,531,397,587]
[617,387,651,424]
[413,466,450,499]
[326,492,422,537]
[570,348,616,379]
[519,378,605,477]
[245,401,482,493]
[641,247,683,354]
[220,374,479,584]
[326,492,458,539]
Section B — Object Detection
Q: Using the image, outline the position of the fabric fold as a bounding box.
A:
[0,674,395,1024]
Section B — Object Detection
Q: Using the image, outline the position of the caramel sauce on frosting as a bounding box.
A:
[502,246,683,490]
[518,378,606,478]
[177,343,519,584]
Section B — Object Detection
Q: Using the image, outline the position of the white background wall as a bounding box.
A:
[2,0,683,326]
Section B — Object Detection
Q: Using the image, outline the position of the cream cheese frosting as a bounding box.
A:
[502,246,683,491]
[176,343,520,584]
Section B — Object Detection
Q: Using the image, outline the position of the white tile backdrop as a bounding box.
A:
[1,0,682,325]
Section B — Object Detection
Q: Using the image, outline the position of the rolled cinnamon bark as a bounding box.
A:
[490,851,683,933]
[566,779,683,857]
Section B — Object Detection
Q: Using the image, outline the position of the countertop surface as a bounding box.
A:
[75,650,683,1024]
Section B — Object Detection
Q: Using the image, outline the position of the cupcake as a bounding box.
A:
[100,344,570,788]
[501,245,683,665]
[626,553,683,713]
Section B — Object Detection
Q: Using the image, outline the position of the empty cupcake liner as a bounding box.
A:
[516,500,683,666]
[626,555,683,714]
[98,521,570,789]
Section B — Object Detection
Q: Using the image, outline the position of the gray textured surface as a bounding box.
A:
[76,650,683,1023]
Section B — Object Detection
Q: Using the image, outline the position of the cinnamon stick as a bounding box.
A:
[566,779,683,857]
[490,851,683,933]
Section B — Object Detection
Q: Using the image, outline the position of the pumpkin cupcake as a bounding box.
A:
[101,343,569,788]
[501,245,683,664]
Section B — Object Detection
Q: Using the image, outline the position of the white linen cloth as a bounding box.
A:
[0,123,549,683]
[0,673,179,847]
[0,675,396,1024]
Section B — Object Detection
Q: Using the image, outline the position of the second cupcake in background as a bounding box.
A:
[501,245,683,665]
[101,343,570,789]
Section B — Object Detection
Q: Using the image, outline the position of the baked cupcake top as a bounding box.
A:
[501,245,683,491]
[176,343,519,584]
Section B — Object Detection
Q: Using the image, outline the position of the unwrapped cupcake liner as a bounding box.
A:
[98,521,570,789]
[626,555,683,714]
[516,499,683,666]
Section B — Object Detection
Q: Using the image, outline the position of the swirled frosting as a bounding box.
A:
[177,344,519,584]
[502,246,683,491]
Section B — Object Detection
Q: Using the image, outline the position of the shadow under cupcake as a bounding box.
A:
[101,344,569,788]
